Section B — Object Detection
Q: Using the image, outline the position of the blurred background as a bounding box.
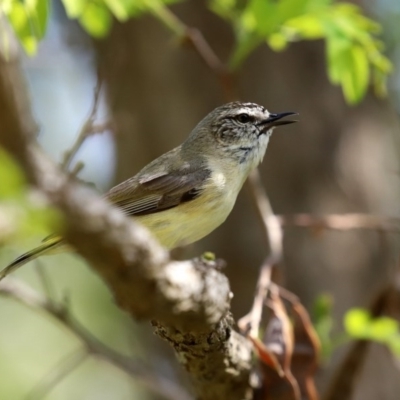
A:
[1,0,400,399]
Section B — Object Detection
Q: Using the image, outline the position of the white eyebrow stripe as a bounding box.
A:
[235,107,261,115]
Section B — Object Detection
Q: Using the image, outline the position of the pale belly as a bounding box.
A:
[135,191,237,249]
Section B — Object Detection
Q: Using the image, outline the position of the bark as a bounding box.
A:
[0,47,252,400]
[93,5,398,395]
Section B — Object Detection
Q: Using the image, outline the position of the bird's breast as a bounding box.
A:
[135,167,245,249]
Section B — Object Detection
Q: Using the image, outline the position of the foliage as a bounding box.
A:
[314,299,400,360]
[61,0,182,37]
[2,0,392,104]
[1,0,49,55]
[312,293,334,360]
[344,308,400,355]
[0,148,60,245]
[211,0,392,104]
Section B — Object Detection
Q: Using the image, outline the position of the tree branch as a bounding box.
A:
[238,169,284,337]
[148,5,237,101]
[60,74,113,173]
[148,5,285,341]
[0,46,251,400]
[278,213,400,233]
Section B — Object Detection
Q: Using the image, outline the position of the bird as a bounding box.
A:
[1,102,297,280]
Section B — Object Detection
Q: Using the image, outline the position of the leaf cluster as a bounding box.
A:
[1,0,48,54]
[211,0,392,103]
[2,0,392,104]
[345,308,400,355]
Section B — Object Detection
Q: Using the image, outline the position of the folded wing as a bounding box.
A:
[106,164,211,216]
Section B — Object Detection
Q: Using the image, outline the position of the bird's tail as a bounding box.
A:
[0,235,65,281]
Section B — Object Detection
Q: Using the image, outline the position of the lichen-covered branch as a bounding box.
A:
[0,50,252,400]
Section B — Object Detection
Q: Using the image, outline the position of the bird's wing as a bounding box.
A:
[106,163,211,216]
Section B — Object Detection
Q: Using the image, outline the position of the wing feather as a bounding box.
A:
[106,161,211,217]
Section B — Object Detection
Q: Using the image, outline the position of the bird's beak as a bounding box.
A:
[259,112,298,128]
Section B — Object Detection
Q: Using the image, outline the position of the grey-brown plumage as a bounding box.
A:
[1,101,297,280]
[107,147,211,216]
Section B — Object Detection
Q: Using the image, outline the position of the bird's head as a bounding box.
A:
[186,102,297,169]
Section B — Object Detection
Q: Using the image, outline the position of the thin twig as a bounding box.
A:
[90,121,113,134]
[0,278,192,400]
[238,256,273,337]
[278,213,400,233]
[239,204,400,335]
[60,76,107,172]
[0,19,254,400]
[149,5,237,101]
[183,28,237,101]
[247,169,283,261]
[239,169,284,337]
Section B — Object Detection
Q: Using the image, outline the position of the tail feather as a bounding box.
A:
[0,237,64,281]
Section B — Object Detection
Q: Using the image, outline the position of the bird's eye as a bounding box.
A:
[236,113,251,124]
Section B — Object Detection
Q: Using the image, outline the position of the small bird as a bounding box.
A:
[1,102,297,280]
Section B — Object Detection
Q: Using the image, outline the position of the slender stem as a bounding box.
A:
[148,3,186,37]
[149,4,237,100]
[247,169,283,263]
[278,213,400,233]
[237,170,284,336]
[61,76,105,172]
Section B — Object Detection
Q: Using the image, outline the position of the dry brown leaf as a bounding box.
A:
[291,302,320,400]
[255,287,301,400]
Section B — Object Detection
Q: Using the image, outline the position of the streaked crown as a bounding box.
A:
[184,101,297,168]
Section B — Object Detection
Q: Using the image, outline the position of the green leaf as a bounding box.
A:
[344,308,370,338]
[369,317,399,341]
[229,31,262,70]
[373,69,388,98]
[26,0,50,39]
[1,0,13,13]
[6,2,38,55]
[103,0,132,20]
[326,35,349,84]
[349,45,369,103]
[276,0,310,21]
[0,148,61,244]
[224,0,391,103]
[268,32,288,51]
[340,45,369,104]
[246,0,279,36]
[209,0,238,21]
[284,14,324,39]
[61,0,87,18]
[0,147,26,198]
[4,0,50,55]
[345,308,400,349]
[313,293,333,321]
[312,293,334,360]
[388,337,400,356]
[79,2,112,38]
[37,0,49,38]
